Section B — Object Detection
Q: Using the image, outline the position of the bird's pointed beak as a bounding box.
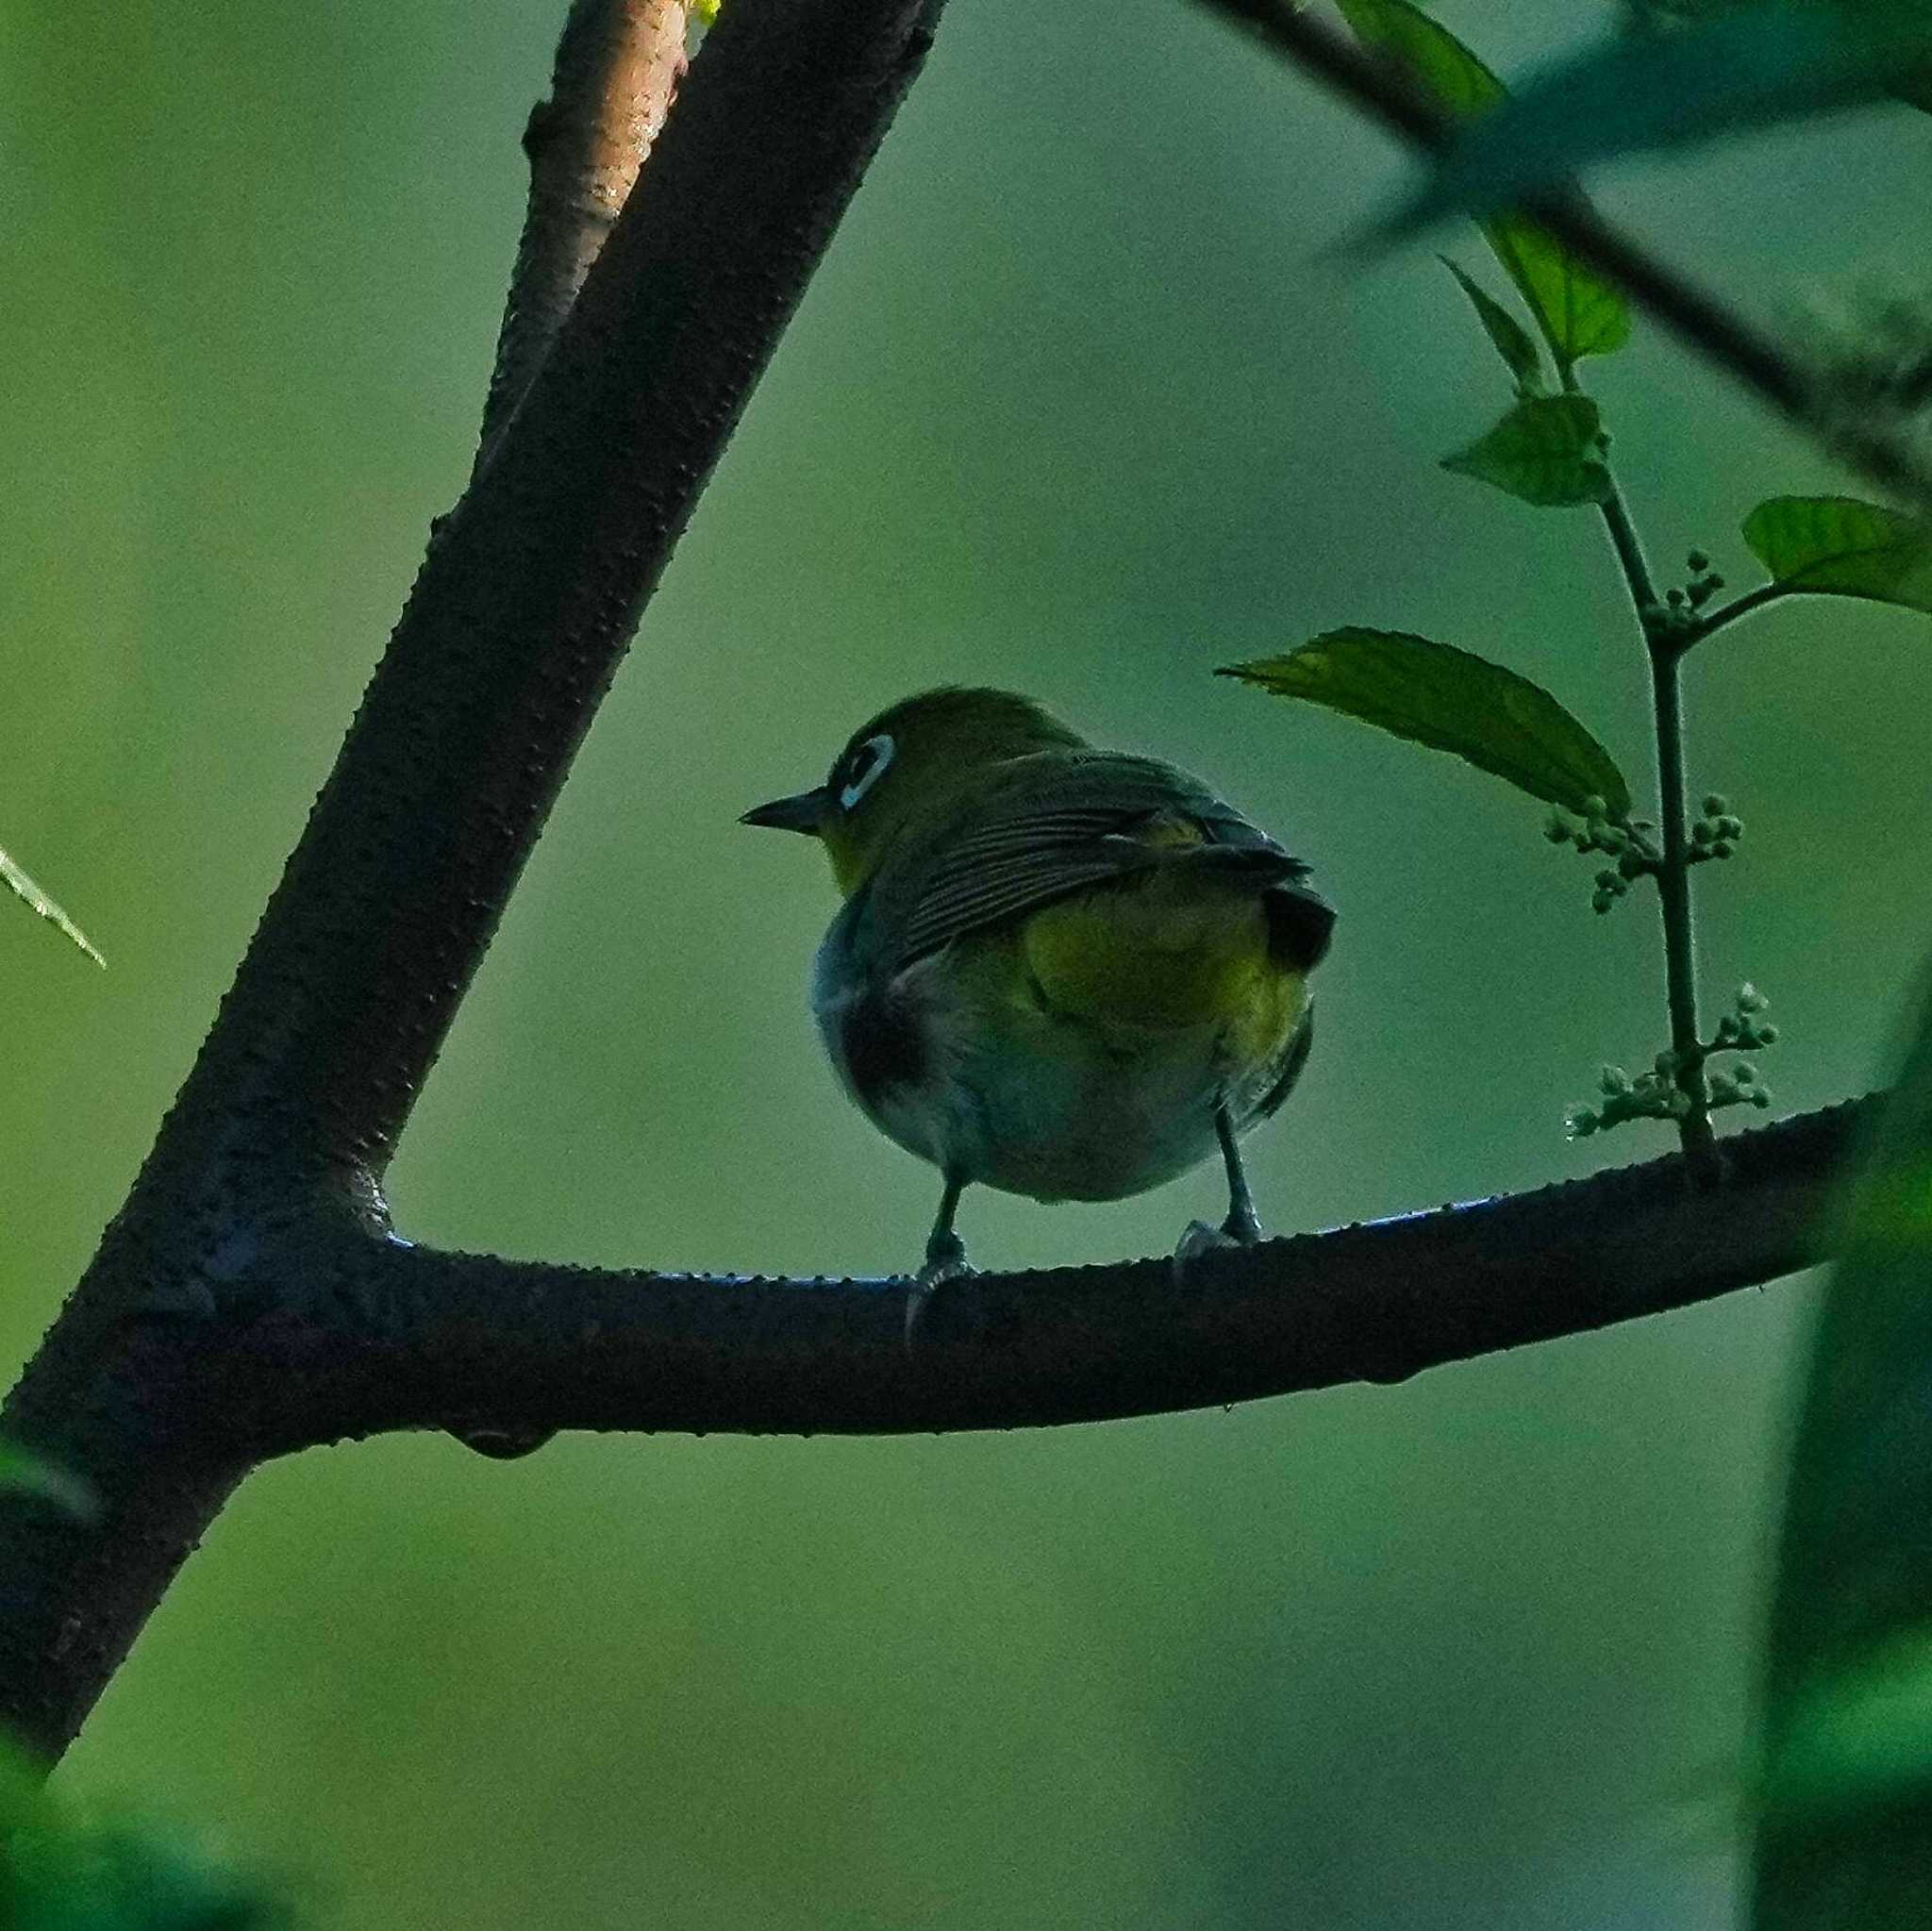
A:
[741,786,829,835]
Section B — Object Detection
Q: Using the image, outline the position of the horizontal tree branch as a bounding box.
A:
[1197,0,1932,512]
[210,1096,1870,1451]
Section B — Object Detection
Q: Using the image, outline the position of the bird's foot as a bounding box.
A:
[906,1233,972,1347]
[1172,1206,1264,1284]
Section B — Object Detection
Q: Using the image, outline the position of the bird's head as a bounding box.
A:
[742,686,1085,894]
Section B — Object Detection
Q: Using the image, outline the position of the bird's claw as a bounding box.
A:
[1172,1208,1263,1284]
[906,1240,972,1347]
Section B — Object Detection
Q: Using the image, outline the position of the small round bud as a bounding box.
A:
[1581,795,1607,821]
[1703,794,1730,817]
[1687,550,1710,573]
[1691,820,1715,845]
[1705,574,1724,591]
[1618,849,1645,878]
[1716,1015,1739,1043]
[1753,1089,1772,1108]
[1737,983,1766,1011]
[1733,1063,1757,1085]
[1591,889,1613,914]
[1718,815,1743,839]
[1712,841,1735,858]
[1667,588,1686,607]
[1545,814,1572,844]
[1758,1024,1780,1045]
[1568,1107,1598,1138]
[1601,1065,1629,1094]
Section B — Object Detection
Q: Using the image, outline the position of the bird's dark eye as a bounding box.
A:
[839,732,895,810]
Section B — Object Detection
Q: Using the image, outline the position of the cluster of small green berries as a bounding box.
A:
[1543,794,1661,911]
[1641,550,1727,641]
[1688,791,1744,865]
[1568,1051,1698,1137]
[1567,983,1778,1138]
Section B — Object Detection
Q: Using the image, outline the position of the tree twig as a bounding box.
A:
[1193,0,1932,511]
[476,0,692,465]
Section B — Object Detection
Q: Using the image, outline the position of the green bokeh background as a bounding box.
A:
[4,1,1925,1923]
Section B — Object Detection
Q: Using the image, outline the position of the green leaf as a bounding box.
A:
[1220,628,1631,816]
[1338,0,1630,368]
[1742,495,1932,613]
[1441,394,1612,507]
[1441,258,1544,391]
[1752,976,1932,1924]
[0,843,104,967]
[1334,0,1507,114]
[0,1443,97,1523]
[1481,216,1632,368]
[1387,4,1927,236]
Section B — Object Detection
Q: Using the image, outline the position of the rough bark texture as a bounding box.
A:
[0,0,950,1763]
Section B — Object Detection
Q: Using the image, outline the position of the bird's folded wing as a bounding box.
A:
[881,752,1320,971]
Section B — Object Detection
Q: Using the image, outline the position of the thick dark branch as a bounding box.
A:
[1196,0,1932,511]
[476,0,691,463]
[227,1098,1867,1450]
[114,0,945,1222]
[0,0,948,1763]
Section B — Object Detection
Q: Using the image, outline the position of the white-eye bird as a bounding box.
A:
[743,688,1333,1330]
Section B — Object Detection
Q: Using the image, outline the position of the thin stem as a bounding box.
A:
[1564,357,1722,1178]
[1650,639,1724,1184]
[1595,471,1662,615]
[1690,581,1795,644]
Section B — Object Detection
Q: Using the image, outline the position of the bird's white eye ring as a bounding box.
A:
[839,732,895,810]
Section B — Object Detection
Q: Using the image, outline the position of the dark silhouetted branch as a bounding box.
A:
[205,1097,1869,1452]
[0,0,949,1764]
[1195,0,1932,510]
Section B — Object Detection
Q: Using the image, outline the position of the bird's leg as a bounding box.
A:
[1216,1105,1265,1245]
[1174,1105,1265,1274]
[906,1173,970,1345]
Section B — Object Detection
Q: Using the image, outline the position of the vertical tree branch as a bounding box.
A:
[0,0,949,1763]
[476,0,692,463]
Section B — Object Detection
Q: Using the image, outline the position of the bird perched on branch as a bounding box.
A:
[744,687,1333,1335]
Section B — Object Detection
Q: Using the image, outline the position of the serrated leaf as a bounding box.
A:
[1743,495,1932,613]
[1752,975,1932,1924]
[1220,628,1631,816]
[0,1443,97,1523]
[1339,0,1630,368]
[1441,393,1613,507]
[1388,4,1925,237]
[1441,258,1544,391]
[0,843,104,966]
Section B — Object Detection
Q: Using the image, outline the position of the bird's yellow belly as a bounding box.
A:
[848,879,1307,1204]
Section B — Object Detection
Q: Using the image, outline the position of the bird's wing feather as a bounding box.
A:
[872,752,1324,972]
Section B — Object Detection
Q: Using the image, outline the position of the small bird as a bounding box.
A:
[743,688,1333,1332]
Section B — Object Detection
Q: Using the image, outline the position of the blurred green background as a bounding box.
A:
[3,0,1925,1923]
